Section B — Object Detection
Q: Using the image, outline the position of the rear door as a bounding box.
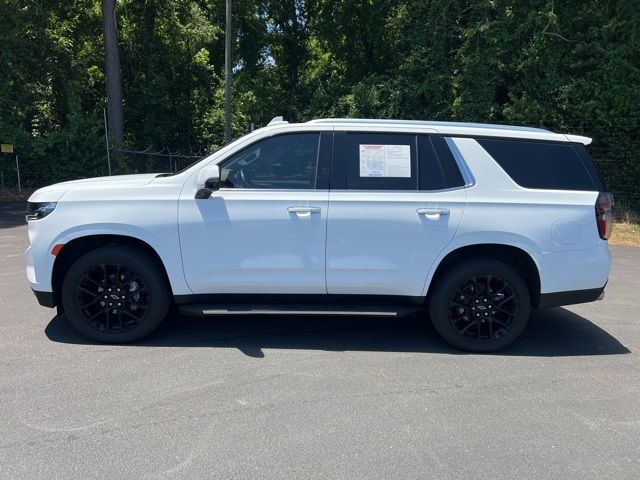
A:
[325,131,467,297]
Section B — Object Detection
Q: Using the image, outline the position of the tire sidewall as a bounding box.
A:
[428,258,531,352]
[61,246,170,343]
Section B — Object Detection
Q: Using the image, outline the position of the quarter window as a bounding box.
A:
[220,133,320,189]
[477,138,598,191]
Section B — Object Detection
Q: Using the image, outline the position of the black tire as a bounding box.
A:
[428,258,531,352]
[61,245,170,343]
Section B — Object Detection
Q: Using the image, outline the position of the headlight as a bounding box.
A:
[26,202,57,221]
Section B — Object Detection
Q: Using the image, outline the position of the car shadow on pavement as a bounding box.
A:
[45,306,630,357]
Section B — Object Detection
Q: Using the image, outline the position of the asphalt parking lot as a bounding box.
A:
[0,201,638,479]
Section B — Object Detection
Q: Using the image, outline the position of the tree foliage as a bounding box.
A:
[0,0,638,208]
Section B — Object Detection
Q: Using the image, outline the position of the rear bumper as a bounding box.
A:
[537,286,605,309]
[32,289,56,308]
[537,243,611,294]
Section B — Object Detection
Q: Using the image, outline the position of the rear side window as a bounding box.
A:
[343,133,417,190]
[331,132,465,191]
[477,138,599,191]
[418,136,465,190]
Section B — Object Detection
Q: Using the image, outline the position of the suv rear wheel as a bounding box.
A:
[428,258,531,352]
[61,245,170,342]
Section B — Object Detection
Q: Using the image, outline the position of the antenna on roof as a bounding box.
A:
[268,116,287,126]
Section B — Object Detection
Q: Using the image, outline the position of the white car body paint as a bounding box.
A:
[419,137,609,296]
[326,188,467,296]
[26,175,190,295]
[25,119,610,304]
[178,188,330,294]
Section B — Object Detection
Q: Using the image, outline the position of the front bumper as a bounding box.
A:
[32,289,56,308]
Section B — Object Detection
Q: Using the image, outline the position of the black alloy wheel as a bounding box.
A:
[75,263,150,334]
[428,258,531,352]
[61,245,170,343]
[447,274,518,343]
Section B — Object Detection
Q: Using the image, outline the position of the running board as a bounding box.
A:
[178,304,420,318]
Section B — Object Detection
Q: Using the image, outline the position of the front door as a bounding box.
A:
[179,132,331,294]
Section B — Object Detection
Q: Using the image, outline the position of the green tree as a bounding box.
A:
[0,0,638,210]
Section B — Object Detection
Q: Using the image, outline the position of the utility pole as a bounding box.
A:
[15,155,21,192]
[102,0,124,147]
[224,0,233,144]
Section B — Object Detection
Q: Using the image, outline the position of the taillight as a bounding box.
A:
[595,192,614,240]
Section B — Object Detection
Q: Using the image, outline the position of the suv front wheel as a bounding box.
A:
[61,245,170,342]
[428,258,531,352]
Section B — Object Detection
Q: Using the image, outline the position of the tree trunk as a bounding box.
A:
[224,0,233,144]
[102,0,124,146]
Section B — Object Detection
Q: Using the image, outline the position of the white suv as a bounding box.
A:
[25,118,613,351]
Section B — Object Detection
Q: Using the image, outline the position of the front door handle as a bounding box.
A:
[417,207,450,216]
[287,206,321,215]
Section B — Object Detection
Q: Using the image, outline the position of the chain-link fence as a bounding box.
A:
[0,147,204,192]
[1,124,638,214]
[561,120,639,215]
[114,148,204,175]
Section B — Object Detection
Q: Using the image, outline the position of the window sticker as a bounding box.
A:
[359,144,411,177]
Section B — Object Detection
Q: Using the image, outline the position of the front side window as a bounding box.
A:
[220,133,320,189]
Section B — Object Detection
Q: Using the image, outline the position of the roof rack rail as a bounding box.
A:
[306,118,549,133]
[268,116,288,126]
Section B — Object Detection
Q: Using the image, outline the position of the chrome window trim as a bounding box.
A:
[444,137,476,188]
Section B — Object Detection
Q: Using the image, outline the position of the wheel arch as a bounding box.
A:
[52,234,173,309]
[425,243,542,307]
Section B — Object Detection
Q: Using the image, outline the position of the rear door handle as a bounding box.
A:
[417,208,450,216]
[287,206,321,215]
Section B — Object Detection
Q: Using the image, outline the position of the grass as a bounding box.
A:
[610,206,640,247]
[610,221,640,247]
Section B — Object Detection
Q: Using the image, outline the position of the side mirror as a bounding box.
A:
[194,164,220,199]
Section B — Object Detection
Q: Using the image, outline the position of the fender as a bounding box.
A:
[421,231,543,298]
[44,224,193,295]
